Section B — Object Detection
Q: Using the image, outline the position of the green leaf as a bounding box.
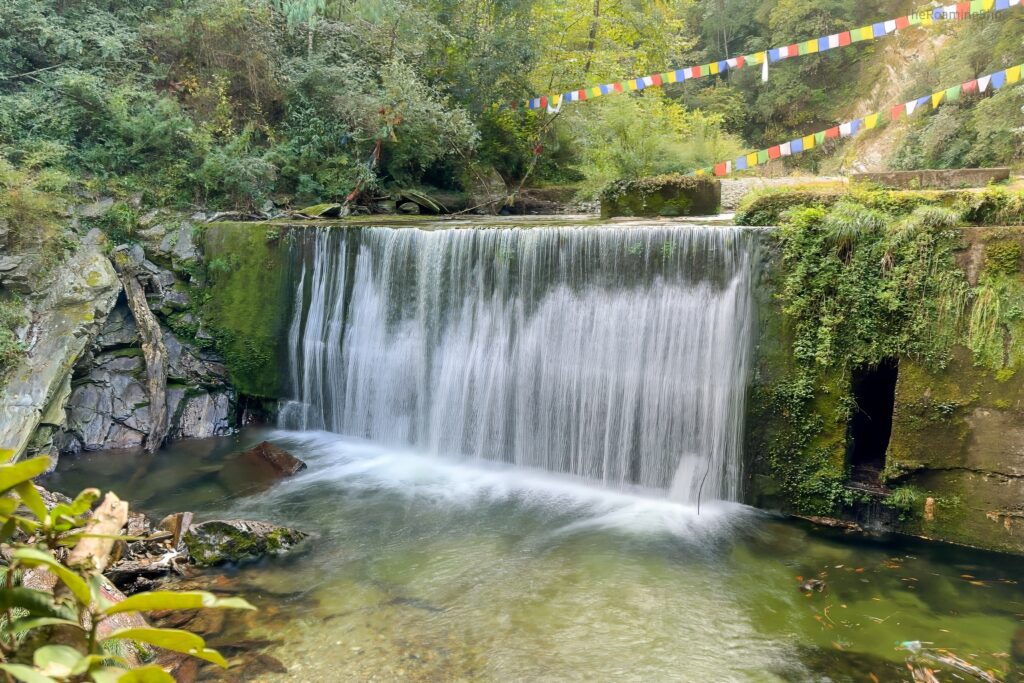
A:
[8,617,84,633]
[104,591,256,616]
[0,457,51,495]
[90,668,127,683]
[103,628,227,668]
[0,587,78,619]
[0,663,58,683]
[115,665,176,683]
[0,495,20,516]
[50,488,100,521]
[34,645,83,678]
[12,548,92,605]
[15,480,48,521]
[0,516,19,543]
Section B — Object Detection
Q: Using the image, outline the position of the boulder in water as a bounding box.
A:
[183,520,308,567]
[242,441,307,476]
[218,441,306,495]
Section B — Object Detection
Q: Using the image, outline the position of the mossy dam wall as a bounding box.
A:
[199,216,1024,554]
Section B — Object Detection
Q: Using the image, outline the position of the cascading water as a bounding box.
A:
[279,225,756,504]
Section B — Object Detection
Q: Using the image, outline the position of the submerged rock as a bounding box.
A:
[183,520,308,567]
[218,441,306,496]
[242,441,306,476]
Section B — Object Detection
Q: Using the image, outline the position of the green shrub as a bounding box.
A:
[0,297,27,386]
[0,453,256,682]
[985,241,1022,275]
[734,188,841,226]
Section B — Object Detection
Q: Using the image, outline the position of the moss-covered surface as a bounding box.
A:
[600,175,720,218]
[744,191,1024,553]
[183,520,308,567]
[736,185,1024,228]
[197,222,300,398]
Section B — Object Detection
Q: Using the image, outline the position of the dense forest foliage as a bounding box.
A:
[1,0,1023,213]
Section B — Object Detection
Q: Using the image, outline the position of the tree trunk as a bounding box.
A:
[583,0,600,75]
[112,251,169,453]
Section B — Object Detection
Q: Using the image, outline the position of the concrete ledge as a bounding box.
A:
[852,168,1010,190]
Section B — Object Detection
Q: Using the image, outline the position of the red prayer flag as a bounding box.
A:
[838,32,851,46]
[787,44,799,57]
[736,55,746,68]
[956,2,970,18]
[651,74,663,87]
[714,163,727,176]
[962,79,978,94]
[694,65,703,77]
[540,96,548,109]
[895,15,910,29]
[825,126,840,139]
[613,82,624,93]
[890,104,903,120]
[768,146,782,160]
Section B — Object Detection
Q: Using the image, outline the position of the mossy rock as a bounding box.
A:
[184,519,309,567]
[199,223,300,398]
[600,175,720,218]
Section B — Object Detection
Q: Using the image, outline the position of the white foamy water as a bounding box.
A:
[280,225,756,504]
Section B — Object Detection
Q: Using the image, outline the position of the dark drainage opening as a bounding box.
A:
[848,358,899,489]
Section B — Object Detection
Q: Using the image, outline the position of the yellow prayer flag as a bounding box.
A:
[983,0,995,10]
[806,39,819,54]
[590,87,602,98]
[865,113,880,130]
[746,153,759,167]
[931,91,944,108]
[922,13,933,26]
[627,81,639,91]
[665,71,678,85]
[1007,65,1022,84]
[709,62,720,75]
[802,135,816,150]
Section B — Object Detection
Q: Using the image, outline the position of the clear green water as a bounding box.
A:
[46,430,1024,682]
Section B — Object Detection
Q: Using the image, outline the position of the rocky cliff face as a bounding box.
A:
[0,230,121,463]
[1,208,239,463]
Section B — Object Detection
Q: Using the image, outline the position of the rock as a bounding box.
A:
[298,202,342,218]
[218,442,306,495]
[97,578,150,666]
[96,302,140,349]
[169,390,233,440]
[397,201,421,215]
[0,231,121,459]
[127,511,152,538]
[0,253,42,293]
[35,485,73,511]
[187,608,226,636]
[78,197,115,218]
[157,511,194,549]
[183,520,308,567]
[241,441,306,476]
[158,221,200,267]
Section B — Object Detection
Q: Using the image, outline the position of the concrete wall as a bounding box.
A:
[746,226,1024,554]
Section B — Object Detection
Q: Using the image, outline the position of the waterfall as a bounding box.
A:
[280,225,756,504]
